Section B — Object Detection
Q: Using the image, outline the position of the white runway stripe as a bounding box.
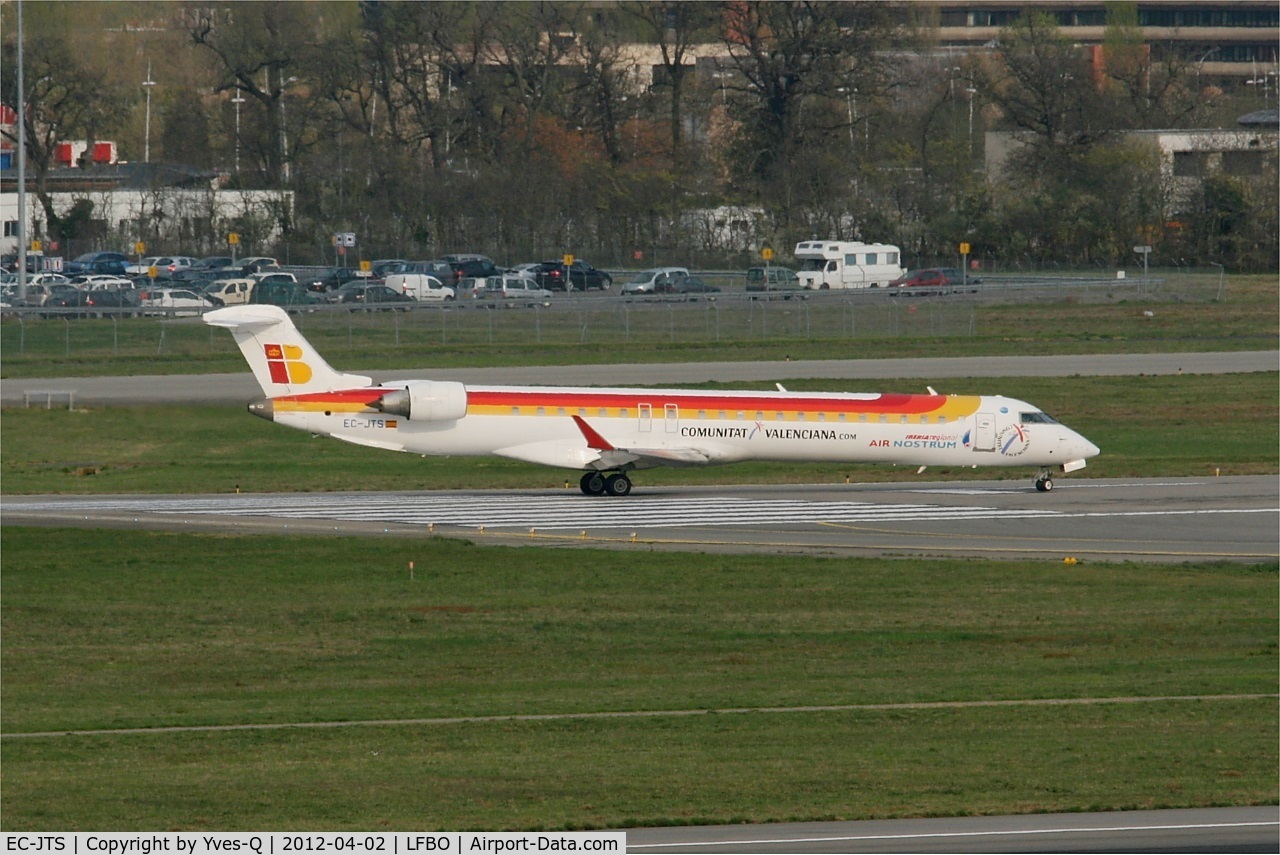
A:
[4,494,1062,529]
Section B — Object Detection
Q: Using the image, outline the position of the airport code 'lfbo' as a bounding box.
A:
[1,836,624,855]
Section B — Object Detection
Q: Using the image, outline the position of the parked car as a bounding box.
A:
[249,280,318,309]
[441,253,494,264]
[299,266,367,293]
[481,275,554,303]
[745,266,803,292]
[656,275,720,295]
[139,287,214,316]
[45,288,140,317]
[533,260,613,291]
[126,256,196,277]
[446,258,501,285]
[620,267,690,295]
[237,256,280,274]
[64,251,130,277]
[338,283,416,309]
[193,256,235,270]
[203,278,254,307]
[2,253,47,274]
[938,267,982,286]
[73,274,135,291]
[889,268,955,289]
[371,259,414,278]
[506,262,542,280]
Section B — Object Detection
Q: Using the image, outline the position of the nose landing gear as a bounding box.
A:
[580,471,633,496]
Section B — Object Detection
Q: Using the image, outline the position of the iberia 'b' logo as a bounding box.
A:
[263,343,313,385]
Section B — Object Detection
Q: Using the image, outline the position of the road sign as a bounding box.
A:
[1133,245,1152,254]
[360,260,371,272]
[761,247,774,261]
[336,232,356,247]
[228,232,240,245]
[563,254,575,266]
[959,242,970,255]
[134,241,146,255]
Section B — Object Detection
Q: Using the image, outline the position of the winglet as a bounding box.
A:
[572,415,615,450]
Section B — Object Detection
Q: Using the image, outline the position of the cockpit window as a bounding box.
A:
[1020,411,1059,425]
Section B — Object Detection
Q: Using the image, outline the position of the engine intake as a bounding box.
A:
[372,381,468,422]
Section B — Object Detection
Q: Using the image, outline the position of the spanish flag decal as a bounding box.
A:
[264,343,313,385]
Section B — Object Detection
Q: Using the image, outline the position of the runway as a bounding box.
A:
[623,806,1280,853]
[4,475,1276,562]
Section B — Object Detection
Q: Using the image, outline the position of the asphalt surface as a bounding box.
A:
[4,476,1276,563]
[3,351,1276,406]
[623,806,1280,853]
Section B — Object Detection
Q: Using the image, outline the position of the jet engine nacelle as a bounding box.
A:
[373,381,468,422]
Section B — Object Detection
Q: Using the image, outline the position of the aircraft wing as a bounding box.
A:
[592,445,711,469]
[572,415,712,469]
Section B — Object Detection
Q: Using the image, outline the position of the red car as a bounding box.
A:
[889,267,982,288]
[889,268,950,288]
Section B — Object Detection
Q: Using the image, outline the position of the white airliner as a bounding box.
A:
[205,305,1099,494]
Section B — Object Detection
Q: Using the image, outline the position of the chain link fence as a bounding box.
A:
[0,271,1233,360]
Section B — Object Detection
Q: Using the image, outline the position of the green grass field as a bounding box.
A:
[2,528,1275,830]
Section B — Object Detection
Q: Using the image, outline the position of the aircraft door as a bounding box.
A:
[974,413,996,452]
[638,403,652,433]
[664,403,679,433]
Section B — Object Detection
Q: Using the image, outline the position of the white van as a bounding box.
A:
[483,275,553,303]
[205,278,254,306]
[620,267,690,295]
[793,241,904,289]
[386,272,455,302]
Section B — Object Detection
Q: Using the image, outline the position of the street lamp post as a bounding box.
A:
[230,92,245,174]
[965,87,978,158]
[837,87,855,147]
[142,62,157,162]
[279,73,297,184]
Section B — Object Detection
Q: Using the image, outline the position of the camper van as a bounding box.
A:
[793,241,904,289]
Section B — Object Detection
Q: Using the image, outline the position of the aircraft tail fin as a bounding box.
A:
[204,305,372,395]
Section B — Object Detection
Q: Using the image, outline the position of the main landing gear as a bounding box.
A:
[580,471,633,497]
[1035,469,1054,492]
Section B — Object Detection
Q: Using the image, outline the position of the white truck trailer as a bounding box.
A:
[794,240,904,289]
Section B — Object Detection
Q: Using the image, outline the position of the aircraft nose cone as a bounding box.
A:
[1077,435,1101,458]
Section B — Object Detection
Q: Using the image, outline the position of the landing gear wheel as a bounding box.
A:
[1035,477,1054,492]
[580,472,606,496]
[604,473,632,496]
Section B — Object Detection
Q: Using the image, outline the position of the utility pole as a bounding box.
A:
[16,0,27,302]
[142,62,157,162]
